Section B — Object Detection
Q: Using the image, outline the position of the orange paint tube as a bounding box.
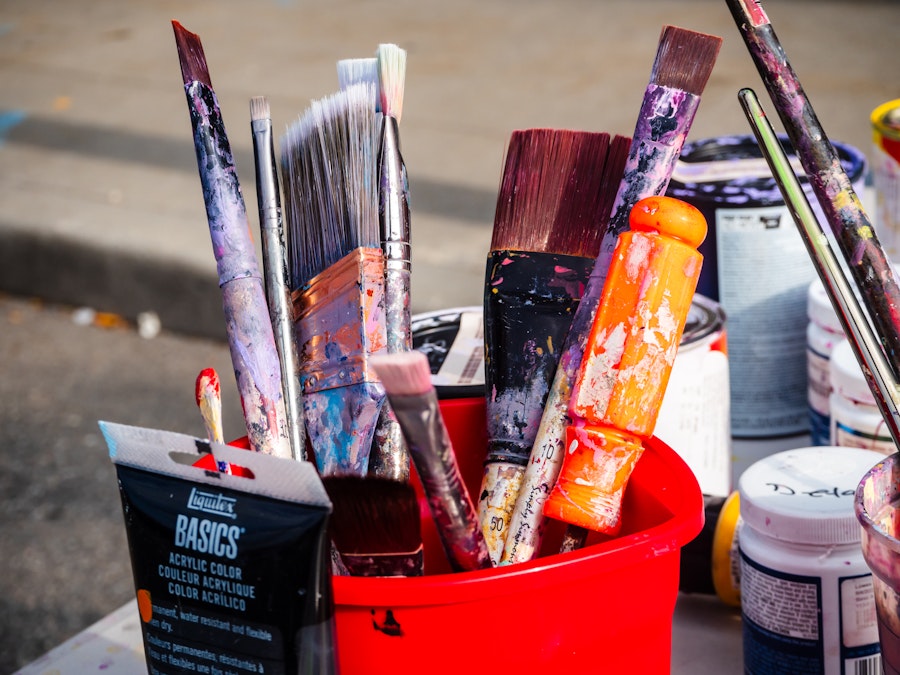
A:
[543,196,706,535]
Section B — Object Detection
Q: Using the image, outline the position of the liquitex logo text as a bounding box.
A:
[186,487,237,520]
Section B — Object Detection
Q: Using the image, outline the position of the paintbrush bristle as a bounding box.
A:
[280,83,380,287]
[249,95,270,122]
[376,43,406,121]
[323,475,422,572]
[490,128,615,257]
[172,21,211,87]
[337,57,378,91]
[651,25,723,95]
[371,351,433,398]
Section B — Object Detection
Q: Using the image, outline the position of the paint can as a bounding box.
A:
[807,277,845,446]
[667,134,868,440]
[829,338,897,454]
[409,306,484,400]
[653,293,731,497]
[872,99,900,262]
[739,446,883,675]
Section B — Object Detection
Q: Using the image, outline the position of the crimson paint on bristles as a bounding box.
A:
[490,129,612,257]
[651,25,723,95]
[322,475,423,577]
[171,20,211,87]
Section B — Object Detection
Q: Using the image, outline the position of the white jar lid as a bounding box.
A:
[739,445,885,545]
[807,278,844,333]
[830,338,874,405]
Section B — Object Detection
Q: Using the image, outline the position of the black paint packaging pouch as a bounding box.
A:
[100,421,336,675]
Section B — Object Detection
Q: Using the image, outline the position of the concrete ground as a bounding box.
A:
[1,0,898,670]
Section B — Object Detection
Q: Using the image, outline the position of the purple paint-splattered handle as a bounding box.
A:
[184,81,291,458]
[501,85,699,565]
[726,0,900,376]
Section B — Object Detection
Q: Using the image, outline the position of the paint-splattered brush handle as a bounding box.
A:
[183,80,291,459]
[544,196,706,534]
[740,87,900,447]
[368,116,412,483]
[479,250,593,564]
[726,0,900,376]
[389,389,492,573]
[251,109,306,461]
[500,86,698,565]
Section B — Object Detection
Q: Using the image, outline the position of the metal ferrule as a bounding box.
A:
[293,247,387,394]
[379,117,412,353]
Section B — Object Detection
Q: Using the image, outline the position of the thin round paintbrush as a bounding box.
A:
[249,95,306,462]
[369,43,412,483]
[372,351,492,572]
[172,21,292,459]
[195,367,224,443]
[477,128,619,565]
[280,83,387,477]
[500,25,722,565]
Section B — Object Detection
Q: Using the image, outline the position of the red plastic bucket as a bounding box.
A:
[329,396,705,674]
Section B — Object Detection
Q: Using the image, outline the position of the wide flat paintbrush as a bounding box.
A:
[172,21,292,459]
[249,95,306,461]
[725,0,900,376]
[372,351,492,572]
[501,25,722,564]
[322,475,423,577]
[477,128,618,565]
[280,82,387,477]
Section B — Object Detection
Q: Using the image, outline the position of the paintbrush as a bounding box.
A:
[372,351,492,572]
[739,88,900,448]
[322,475,423,577]
[249,94,306,461]
[500,25,721,565]
[337,57,378,91]
[725,0,900,378]
[366,43,412,483]
[172,21,292,459]
[280,82,387,477]
[543,195,706,535]
[195,367,223,443]
[477,128,620,565]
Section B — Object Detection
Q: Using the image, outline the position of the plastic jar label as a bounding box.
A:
[741,552,880,674]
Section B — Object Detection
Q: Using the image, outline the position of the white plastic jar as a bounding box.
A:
[739,446,883,675]
[807,278,844,446]
[829,338,896,454]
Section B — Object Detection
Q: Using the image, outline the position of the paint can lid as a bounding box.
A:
[680,294,726,349]
[830,338,874,405]
[667,134,867,206]
[739,445,884,545]
[807,278,844,333]
[411,307,484,399]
